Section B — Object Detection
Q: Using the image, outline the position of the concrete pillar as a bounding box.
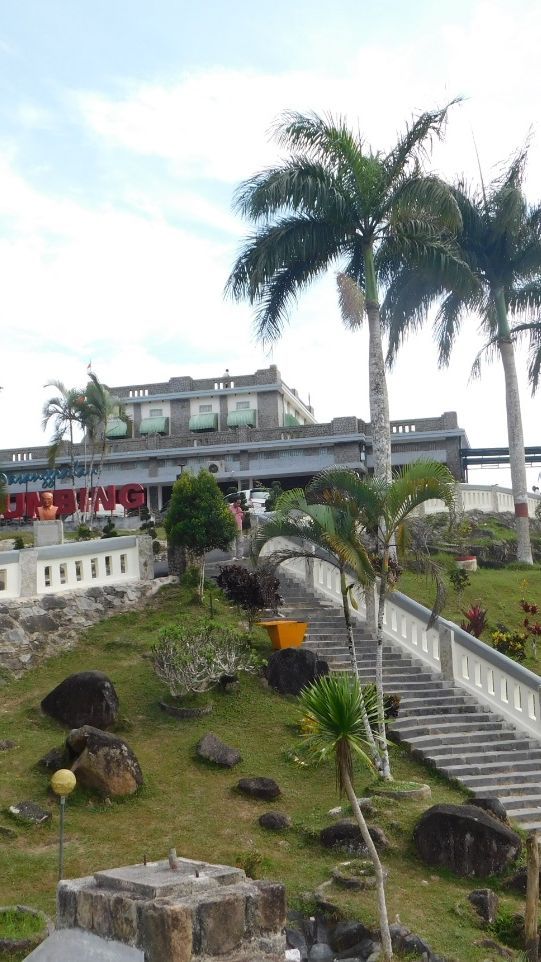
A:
[138,535,154,581]
[19,548,38,597]
[438,624,455,682]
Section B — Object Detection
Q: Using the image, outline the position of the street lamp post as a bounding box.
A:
[50,769,77,880]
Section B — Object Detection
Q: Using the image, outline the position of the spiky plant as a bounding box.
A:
[297,674,392,960]
[226,104,461,483]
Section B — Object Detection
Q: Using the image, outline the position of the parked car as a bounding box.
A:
[225,489,270,515]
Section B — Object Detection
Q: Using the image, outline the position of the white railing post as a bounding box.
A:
[438,624,455,683]
[19,549,38,597]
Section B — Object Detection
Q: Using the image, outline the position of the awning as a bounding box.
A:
[189,413,218,431]
[105,418,129,439]
[284,413,300,427]
[227,409,256,428]
[139,416,169,435]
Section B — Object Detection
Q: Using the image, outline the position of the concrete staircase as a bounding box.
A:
[280,574,541,832]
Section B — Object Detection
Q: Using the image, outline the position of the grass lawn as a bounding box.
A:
[0,582,529,961]
[397,562,541,675]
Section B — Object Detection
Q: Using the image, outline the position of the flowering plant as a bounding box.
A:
[490,628,528,662]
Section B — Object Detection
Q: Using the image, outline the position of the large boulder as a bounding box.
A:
[237,777,281,801]
[66,726,143,797]
[413,804,521,877]
[265,648,329,696]
[41,671,119,729]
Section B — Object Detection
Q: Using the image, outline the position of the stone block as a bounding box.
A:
[196,889,247,955]
[56,878,91,929]
[136,899,193,962]
[109,894,139,946]
[33,520,64,546]
[252,880,287,934]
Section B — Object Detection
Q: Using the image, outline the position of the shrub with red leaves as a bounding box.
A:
[461,604,488,638]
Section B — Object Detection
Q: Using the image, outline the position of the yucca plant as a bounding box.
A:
[297,674,392,960]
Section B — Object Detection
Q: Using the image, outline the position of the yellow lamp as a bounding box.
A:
[50,769,77,881]
[51,769,77,798]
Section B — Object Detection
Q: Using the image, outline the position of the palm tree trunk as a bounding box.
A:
[342,767,393,961]
[340,570,381,769]
[494,289,533,564]
[363,245,392,484]
[376,558,392,781]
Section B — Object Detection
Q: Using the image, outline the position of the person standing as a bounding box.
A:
[229,497,244,559]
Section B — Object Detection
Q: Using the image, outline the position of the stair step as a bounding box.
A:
[442,757,541,777]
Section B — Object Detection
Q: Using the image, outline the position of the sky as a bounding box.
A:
[0,0,540,486]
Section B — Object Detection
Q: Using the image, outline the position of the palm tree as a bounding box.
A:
[42,381,85,518]
[385,148,541,564]
[257,490,381,767]
[80,373,127,522]
[309,461,456,780]
[297,674,393,961]
[226,105,461,483]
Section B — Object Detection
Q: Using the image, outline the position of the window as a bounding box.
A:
[44,566,52,588]
[120,554,127,574]
[199,403,212,413]
[149,408,163,417]
[236,400,250,410]
[91,558,98,579]
[75,561,83,582]
[0,569,6,591]
[59,564,67,585]
[105,555,112,576]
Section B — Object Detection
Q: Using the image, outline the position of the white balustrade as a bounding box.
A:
[261,531,541,741]
[0,536,147,599]
[413,483,541,519]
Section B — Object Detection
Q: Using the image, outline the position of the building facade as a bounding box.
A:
[0,365,468,515]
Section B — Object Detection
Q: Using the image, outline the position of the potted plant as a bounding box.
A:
[454,517,477,571]
[216,563,306,648]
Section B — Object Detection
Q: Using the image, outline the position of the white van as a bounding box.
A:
[225,489,270,515]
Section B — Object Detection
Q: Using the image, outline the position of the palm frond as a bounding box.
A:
[388,175,462,231]
[233,160,351,223]
[384,461,456,532]
[383,101,460,185]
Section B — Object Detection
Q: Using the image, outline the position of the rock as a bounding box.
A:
[286,928,308,961]
[21,613,57,633]
[41,671,119,729]
[265,648,329,696]
[470,796,510,824]
[286,951,302,962]
[402,932,432,956]
[328,799,374,819]
[8,801,52,824]
[503,866,541,894]
[67,726,143,797]
[413,804,521,877]
[0,739,16,751]
[38,745,67,772]
[473,936,514,958]
[259,811,292,831]
[468,888,499,923]
[320,820,389,855]
[308,944,334,961]
[197,732,241,768]
[330,921,372,953]
[237,777,281,801]
[40,595,67,610]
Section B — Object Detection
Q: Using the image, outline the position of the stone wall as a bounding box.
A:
[0,578,173,676]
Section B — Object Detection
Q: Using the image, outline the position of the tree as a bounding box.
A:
[297,674,392,961]
[256,489,382,769]
[226,105,460,483]
[42,380,85,519]
[309,461,456,780]
[80,372,128,523]
[164,471,237,599]
[385,148,541,564]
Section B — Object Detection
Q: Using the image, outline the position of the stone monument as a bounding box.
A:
[33,491,64,547]
[24,856,286,961]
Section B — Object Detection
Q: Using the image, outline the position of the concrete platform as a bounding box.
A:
[24,929,144,961]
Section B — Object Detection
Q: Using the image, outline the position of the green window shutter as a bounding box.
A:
[189,413,219,431]
[105,418,129,438]
[139,416,169,435]
[284,413,300,427]
[227,409,256,427]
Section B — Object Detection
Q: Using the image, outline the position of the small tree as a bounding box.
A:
[297,674,392,960]
[216,564,282,626]
[102,517,118,539]
[164,471,237,599]
[140,504,160,555]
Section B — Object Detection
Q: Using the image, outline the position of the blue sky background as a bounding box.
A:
[1,0,540,485]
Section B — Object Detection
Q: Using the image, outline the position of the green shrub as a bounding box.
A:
[13,535,25,550]
[151,619,261,699]
[491,628,528,661]
[76,523,94,541]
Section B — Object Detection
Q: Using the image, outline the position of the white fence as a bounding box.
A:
[261,535,541,741]
[0,536,152,599]
[415,483,541,519]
